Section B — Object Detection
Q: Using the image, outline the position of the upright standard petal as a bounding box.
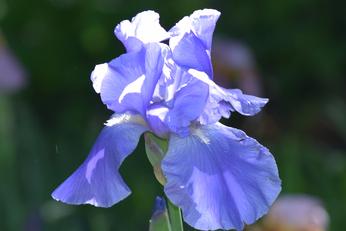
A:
[170,9,220,50]
[162,123,281,230]
[169,9,220,78]
[52,114,148,207]
[170,32,213,77]
[91,43,164,116]
[114,11,170,52]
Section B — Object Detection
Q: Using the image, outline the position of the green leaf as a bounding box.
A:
[167,197,184,231]
[149,197,172,231]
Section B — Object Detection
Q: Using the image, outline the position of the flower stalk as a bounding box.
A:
[149,196,184,231]
[144,132,168,185]
[167,198,184,231]
[145,134,184,231]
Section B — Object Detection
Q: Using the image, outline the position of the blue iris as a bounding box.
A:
[52,9,281,231]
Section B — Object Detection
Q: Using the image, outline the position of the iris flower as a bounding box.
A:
[52,9,281,231]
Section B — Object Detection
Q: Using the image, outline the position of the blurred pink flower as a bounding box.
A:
[254,194,329,231]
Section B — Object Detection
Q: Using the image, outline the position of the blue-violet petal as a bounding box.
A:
[114,10,170,52]
[91,43,164,116]
[162,123,281,230]
[51,114,148,207]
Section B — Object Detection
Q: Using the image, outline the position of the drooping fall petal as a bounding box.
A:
[162,123,281,230]
[52,114,147,207]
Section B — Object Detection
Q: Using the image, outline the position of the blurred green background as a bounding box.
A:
[0,0,345,230]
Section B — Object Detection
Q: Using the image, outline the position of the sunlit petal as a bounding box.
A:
[115,11,170,52]
[52,114,147,207]
[162,123,281,230]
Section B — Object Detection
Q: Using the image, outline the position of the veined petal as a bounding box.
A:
[114,11,170,52]
[147,70,209,137]
[51,114,148,207]
[162,123,281,230]
[164,76,209,136]
[170,9,220,50]
[169,9,220,78]
[170,32,213,77]
[225,88,269,116]
[200,84,268,124]
[91,43,163,115]
[188,69,268,124]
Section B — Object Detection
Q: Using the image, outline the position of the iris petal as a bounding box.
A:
[162,123,281,230]
[169,9,220,78]
[146,103,170,137]
[51,114,148,207]
[200,84,268,124]
[225,88,269,116]
[91,43,163,116]
[188,69,268,124]
[114,10,170,52]
[163,76,209,136]
[170,32,213,77]
[170,9,220,50]
[188,9,221,49]
[147,70,209,137]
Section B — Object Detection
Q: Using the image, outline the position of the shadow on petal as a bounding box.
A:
[52,114,147,208]
[162,123,281,230]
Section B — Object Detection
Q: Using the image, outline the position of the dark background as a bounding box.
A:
[0,0,345,230]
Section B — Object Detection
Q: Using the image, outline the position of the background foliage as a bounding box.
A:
[0,0,345,230]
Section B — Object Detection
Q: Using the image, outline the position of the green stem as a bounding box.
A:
[145,133,184,231]
[167,197,184,231]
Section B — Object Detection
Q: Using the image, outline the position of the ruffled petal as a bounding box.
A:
[225,88,269,116]
[170,9,220,50]
[199,85,268,124]
[188,69,268,124]
[114,11,170,52]
[52,114,148,207]
[163,76,209,136]
[91,43,164,115]
[170,32,213,77]
[146,69,209,137]
[162,123,281,230]
[169,9,220,78]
